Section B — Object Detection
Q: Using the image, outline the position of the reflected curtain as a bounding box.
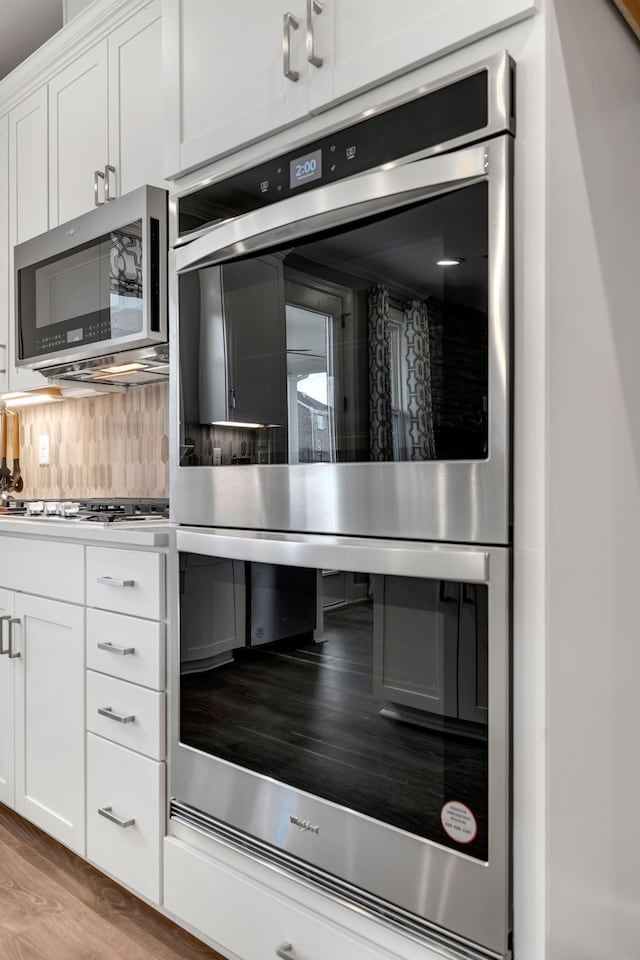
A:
[368,284,393,461]
[403,300,436,460]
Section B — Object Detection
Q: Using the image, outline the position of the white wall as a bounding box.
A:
[546,1,640,958]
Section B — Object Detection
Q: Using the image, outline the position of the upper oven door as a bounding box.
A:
[171,137,511,543]
[15,185,167,371]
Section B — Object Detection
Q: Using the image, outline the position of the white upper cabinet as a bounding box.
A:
[325,0,536,108]
[48,42,109,226]
[108,0,168,195]
[0,115,8,393]
[49,0,166,226]
[164,0,293,178]
[163,0,535,178]
[8,89,49,391]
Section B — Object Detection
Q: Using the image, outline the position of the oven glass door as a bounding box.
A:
[172,529,510,954]
[172,137,510,543]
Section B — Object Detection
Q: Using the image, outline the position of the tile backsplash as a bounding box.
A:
[15,383,168,500]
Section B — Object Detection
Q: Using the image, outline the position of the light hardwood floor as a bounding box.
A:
[0,803,224,960]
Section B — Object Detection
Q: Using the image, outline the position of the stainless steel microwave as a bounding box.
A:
[170,52,513,544]
[14,185,168,386]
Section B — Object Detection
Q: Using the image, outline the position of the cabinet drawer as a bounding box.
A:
[86,547,165,619]
[87,733,164,904]
[164,838,393,960]
[0,537,83,602]
[86,671,165,760]
[86,609,165,690]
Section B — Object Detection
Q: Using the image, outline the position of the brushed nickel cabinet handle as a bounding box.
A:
[98,805,135,828]
[283,12,300,81]
[97,641,135,656]
[275,943,293,959]
[104,164,116,201]
[306,0,323,67]
[0,615,11,655]
[97,576,135,588]
[8,618,20,659]
[94,169,106,205]
[98,706,135,724]
[0,343,6,374]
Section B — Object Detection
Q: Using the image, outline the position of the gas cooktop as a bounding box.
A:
[2,498,169,523]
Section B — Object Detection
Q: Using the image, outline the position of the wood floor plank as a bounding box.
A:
[0,804,224,960]
[0,838,77,943]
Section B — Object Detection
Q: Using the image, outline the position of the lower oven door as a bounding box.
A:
[170,527,510,958]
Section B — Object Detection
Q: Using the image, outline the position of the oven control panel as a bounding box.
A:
[178,69,491,238]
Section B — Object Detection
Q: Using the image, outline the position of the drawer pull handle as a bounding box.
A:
[98,706,136,724]
[97,641,136,656]
[276,944,293,959]
[98,805,135,828]
[97,576,135,588]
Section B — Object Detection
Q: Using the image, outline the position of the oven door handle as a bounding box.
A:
[176,138,504,274]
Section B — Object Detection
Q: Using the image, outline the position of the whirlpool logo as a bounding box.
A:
[289,815,320,835]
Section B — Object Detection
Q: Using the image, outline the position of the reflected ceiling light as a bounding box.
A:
[436,258,465,266]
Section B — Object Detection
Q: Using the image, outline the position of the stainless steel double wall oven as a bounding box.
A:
[170,52,513,960]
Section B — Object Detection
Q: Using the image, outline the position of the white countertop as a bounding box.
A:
[0,515,172,546]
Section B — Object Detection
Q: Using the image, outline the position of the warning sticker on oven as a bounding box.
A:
[440,801,478,844]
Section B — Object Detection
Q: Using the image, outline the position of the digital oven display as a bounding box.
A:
[289,149,322,189]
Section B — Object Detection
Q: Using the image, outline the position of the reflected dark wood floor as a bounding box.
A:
[182,601,488,860]
[0,804,223,960]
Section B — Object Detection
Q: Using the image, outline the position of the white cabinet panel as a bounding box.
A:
[324,0,536,109]
[86,671,165,760]
[108,0,169,195]
[86,547,165,619]
[0,588,15,808]
[14,594,85,854]
[164,838,395,960]
[87,733,164,904]
[8,88,49,391]
[0,114,7,393]
[48,42,109,225]
[86,607,165,689]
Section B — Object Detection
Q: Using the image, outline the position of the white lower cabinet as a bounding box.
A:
[87,733,164,904]
[14,594,85,853]
[164,839,396,960]
[0,588,15,807]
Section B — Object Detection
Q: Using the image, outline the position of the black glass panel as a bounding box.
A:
[179,182,488,466]
[179,554,489,861]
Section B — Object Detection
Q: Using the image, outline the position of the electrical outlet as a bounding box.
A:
[213,447,222,466]
[38,434,50,466]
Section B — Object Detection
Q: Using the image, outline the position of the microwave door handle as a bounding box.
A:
[176,139,499,274]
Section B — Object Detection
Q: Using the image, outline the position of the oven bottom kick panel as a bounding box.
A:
[168,803,510,960]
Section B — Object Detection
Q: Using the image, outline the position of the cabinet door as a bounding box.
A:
[317,0,535,111]
[163,0,289,177]
[8,89,49,391]
[108,0,169,196]
[0,114,8,393]
[0,589,15,808]
[49,42,109,225]
[14,595,85,855]
[372,576,459,718]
